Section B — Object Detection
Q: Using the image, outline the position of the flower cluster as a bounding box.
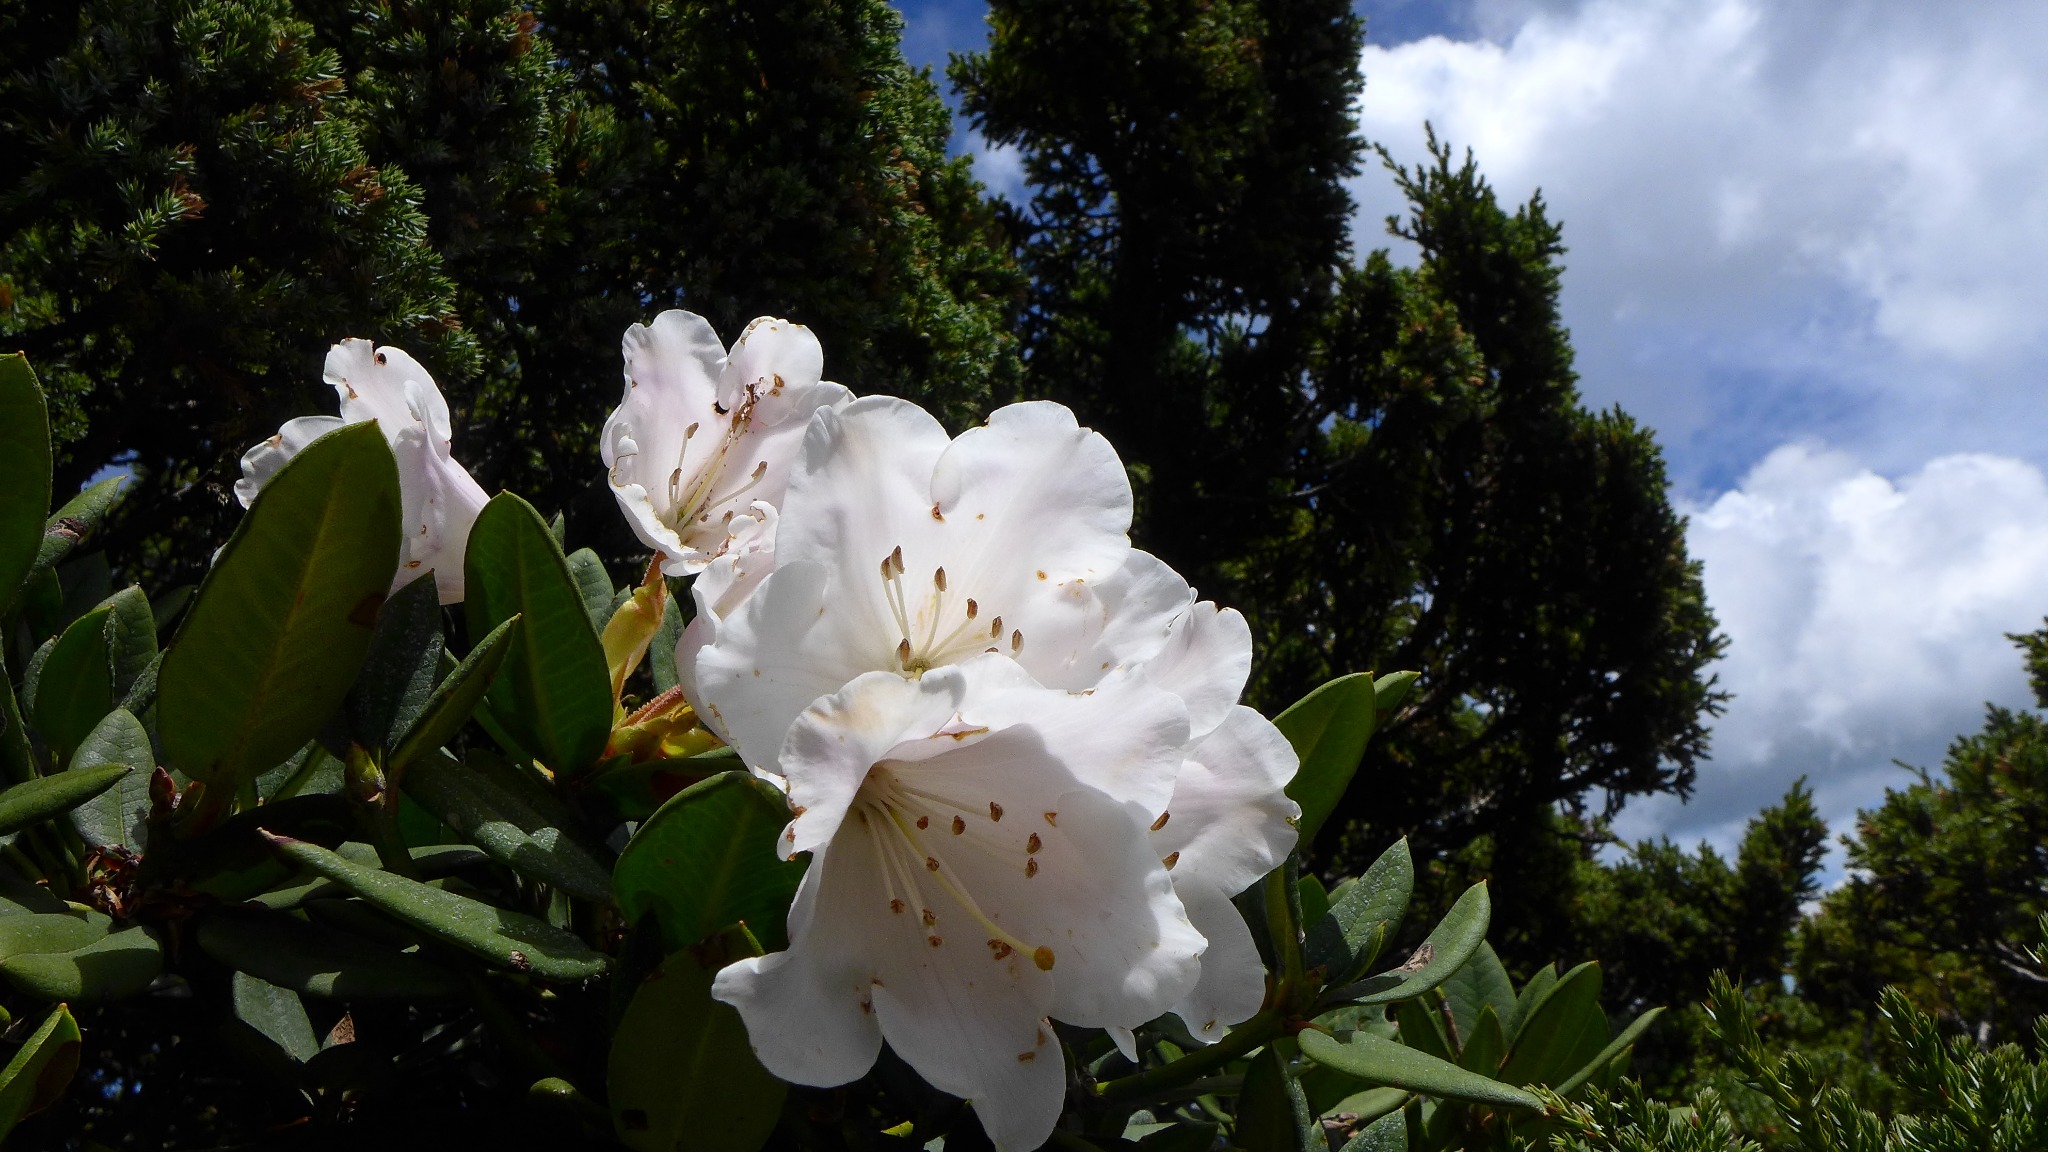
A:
[242,313,1300,1151]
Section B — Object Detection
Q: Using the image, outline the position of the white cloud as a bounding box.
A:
[1351,0,2048,491]
[1611,445,2048,857]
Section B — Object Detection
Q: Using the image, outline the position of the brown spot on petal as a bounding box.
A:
[922,908,936,926]
[890,899,906,914]
[926,857,940,872]
[1036,570,1047,580]
[928,935,943,948]
[931,503,944,521]
[1017,1051,1036,1063]
[790,805,808,818]
[1043,811,1058,827]
[989,802,1004,821]
[1025,858,1039,878]
[1026,833,1042,853]
[916,815,930,830]
[951,815,966,835]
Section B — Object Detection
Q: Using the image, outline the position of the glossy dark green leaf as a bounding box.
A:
[1552,1007,1664,1099]
[260,833,608,981]
[102,586,155,703]
[566,547,614,635]
[232,971,319,1062]
[1373,671,1419,716]
[1299,1028,1540,1111]
[1298,874,1331,927]
[0,913,106,962]
[158,422,401,786]
[1326,1086,1409,1127]
[200,909,460,1000]
[464,493,611,774]
[1498,961,1607,1090]
[348,572,443,756]
[0,355,52,618]
[1511,963,1558,1044]
[1350,884,1491,1007]
[387,615,516,772]
[29,475,125,589]
[0,925,162,1001]
[614,771,806,953]
[402,749,611,902]
[1458,1004,1506,1075]
[585,748,737,823]
[68,709,154,851]
[1337,1111,1407,1152]
[32,604,113,760]
[0,1003,79,1139]
[1440,943,1517,1042]
[608,935,784,1152]
[0,765,129,837]
[1393,997,1453,1065]
[1308,838,1412,988]
[1275,673,1378,850]
[1239,1039,1331,1152]
[649,592,685,693]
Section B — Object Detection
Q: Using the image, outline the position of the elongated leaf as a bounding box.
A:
[1373,671,1418,715]
[1458,1004,1506,1075]
[233,971,319,1062]
[159,423,400,786]
[198,908,462,999]
[0,356,52,617]
[1299,1028,1540,1111]
[68,709,153,850]
[402,749,611,902]
[387,615,516,772]
[1275,673,1378,850]
[1440,943,1517,1042]
[1338,1111,1407,1152]
[0,1003,79,1140]
[1551,1007,1664,1098]
[33,604,113,760]
[650,592,685,693]
[0,913,106,962]
[348,572,444,755]
[0,925,162,1001]
[614,772,806,953]
[1308,839,1412,987]
[1499,962,1607,1090]
[464,494,611,774]
[1347,884,1491,1007]
[260,833,607,981]
[1239,1040,1331,1152]
[1512,964,1558,1044]
[0,766,129,837]
[27,475,126,592]
[1394,996,1453,1064]
[566,547,615,636]
[1298,874,1332,927]
[102,586,155,703]
[608,935,784,1152]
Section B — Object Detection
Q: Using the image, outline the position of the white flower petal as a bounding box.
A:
[1139,603,1254,741]
[235,415,343,508]
[691,560,855,769]
[779,669,969,856]
[1155,706,1300,901]
[1170,886,1268,1044]
[1107,1024,1139,1064]
[720,317,828,426]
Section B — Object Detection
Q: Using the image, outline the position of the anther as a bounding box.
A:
[891,545,905,574]
[916,816,930,830]
[882,555,895,579]
[928,935,943,948]
[1151,811,1171,831]
[1025,858,1039,878]
[989,616,1003,638]
[952,816,966,835]
[989,802,1004,821]
[1163,851,1181,870]
[890,899,906,914]
[685,421,700,438]
[899,638,914,667]
[1032,946,1056,971]
[750,460,767,479]
[1043,811,1058,827]
[922,909,936,926]
[931,503,945,521]
[966,598,978,619]
[934,567,947,592]
[926,857,940,872]
[1026,833,1042,853]
[1011,630,1023,653]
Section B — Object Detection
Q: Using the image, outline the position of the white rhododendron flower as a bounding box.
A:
[601,311,850,575]
[711,657,1206,1152]
[236,339,487,604]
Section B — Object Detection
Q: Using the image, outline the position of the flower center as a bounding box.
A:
[856,764,1055,971]
[660,386,771,539]
[878,545,1024,676]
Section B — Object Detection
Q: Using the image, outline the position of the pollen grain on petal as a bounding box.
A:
[1016,1051,1036,1063]
[951,815,966,835]
[931,502,944,521]
[1025,833,1042,854]
[890,899,906,914]
[988,802,1004,821]
[916,815,930,830]
[1025,858,1039,878]
[922,908,937,926]
[928,935,943,948]
[1032,946,1056,971]
[926,856,941,872]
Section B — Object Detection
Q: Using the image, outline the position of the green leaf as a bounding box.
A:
[158,422,401,786]
[464,493,611,774]
[1393,997,1453,1065]
[566,547,615,635]
[0,1003,79,1140]
[29,475,126,589]
[1298,874,1331,927]
[608,934,785,1152]
[1458,1004,1506,1075]
[1239,1039,1332,1152]
[401,749,612,903]
[32,604,113,760]
[1337,1111,1407,1152]
[1551,1007,1664,1099]
[0,925,162,1001]
[1498,962,1607,1090]
[1308,838,1412,988]
[614,772,807,953]
[1326,1087,1409,1126]
[1299,1028,1540,1111]
[259,833,608,981]
[1511,964,1558,1044]
[1275,673,1379,850]
[69,709,154,851]
[232,971,319,1062]
[347,572,444,756]
[1349,883,1491,1007]
[1373,671,1419,716]
[1439,942,1517,1042]
[0,766,130,837]
[101,586,156,703]
[585,749,735,823]
[0,356,52,618]
[198,908,462,999]
[650,592,685,693]
[387,614,517,772]
[0,913,106,961]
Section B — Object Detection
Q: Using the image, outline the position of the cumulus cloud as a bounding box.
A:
[1611,445,2048,855]
[1351,0,2048,492]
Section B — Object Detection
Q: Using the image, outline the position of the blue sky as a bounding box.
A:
[893,0,2048,863]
